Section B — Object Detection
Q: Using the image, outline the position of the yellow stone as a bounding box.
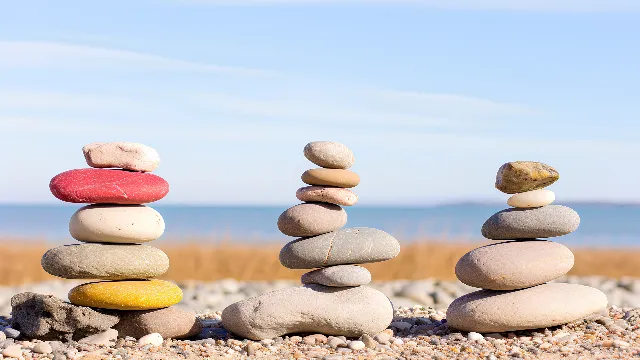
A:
[68,280,182,310]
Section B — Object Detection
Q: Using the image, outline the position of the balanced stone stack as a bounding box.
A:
[222,141,400,340]
[447,161,608,333]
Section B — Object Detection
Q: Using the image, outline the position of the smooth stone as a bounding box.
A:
[301,265,372,287]
[301,169,360,188]
[78,329,118,346]
[481,205,580,240]
[68,280,183,310]
[507,189,555,208]
[296,186,358,206]
[303,141,355,169]
[138,333,163,346]
[2,345,22,358]
[455,241,574,290]
[280,227,400,269]
[446,283,608,333]
[10,292,119,341]
[277,203,347,237]
[115,306,201,339]
[32,342,53,354]
[221,284,393,340]
[69,204,165,243]
[495,161,559,194]
[50,169,169,204]
[83,142,160,172]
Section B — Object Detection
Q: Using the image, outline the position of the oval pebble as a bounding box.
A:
[115,306,201,339]
[277,203,347,237]
[495,161,559,194]
[303,141,355,169]
[70,204,165,243]
[138,333,163,346]
[301,169,360,188]
[296,186,358,206]
[83,142,160,172]
[68,280,182,310]
[301,265,372,287]
[507,189,555,208]
[481,205,580,240]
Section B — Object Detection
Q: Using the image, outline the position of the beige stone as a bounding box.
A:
[495,161,559,194]
[296,186,358,206]
[507,189,555,208]
[83,142,160,172]
[277,203,347,237]
[301,265,371,286]
[301,169,360,188]
[303,141,355,169]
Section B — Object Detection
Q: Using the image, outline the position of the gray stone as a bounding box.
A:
[301,265,371,287]
[304,141,355,169]
[221,284,393,340]
[280,227,400,269]
[10,293,119,341]
[495,161,559,194]
[2,327,19,339]
[115,306,201,339]
[41,244,169,280]
[481,205,580,240]
[277,203,347,237]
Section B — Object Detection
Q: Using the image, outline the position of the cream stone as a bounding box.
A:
[507,189,555,208]
[83,142,160,172]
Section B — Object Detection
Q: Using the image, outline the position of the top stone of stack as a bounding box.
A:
[304,141,355,169]
[495,161,559,194]
[83,142,160,172]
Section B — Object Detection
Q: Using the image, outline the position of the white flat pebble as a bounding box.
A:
[138,333,163,346]
[507,189,555,208]
[348,340,366,350]
[467,332,484,341]
[79,329,118,346]
[392,339,404,346]
[2,344,23,358]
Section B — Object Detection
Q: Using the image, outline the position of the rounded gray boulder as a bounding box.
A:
[481,205,580,240]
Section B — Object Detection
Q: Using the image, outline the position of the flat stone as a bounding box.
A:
[481,205,580,240]
[70,204,165,243]
[280,227,400,269]
[507,189,555,208]
[495,161,559,194]
[50,169,169,204]
[83,142,160,172]
[446,283,608,333]
[301,169,360,188]
[277,203,347,237]
[296,186,358,206]
[301,265,372,287]
[78,329,118,345]
[10,292,119,341]
[42,244,169,280]
[68,280,182,310]
[303,141,355,169]
[221,284,393,340]
[455,241,574,290]
[115,306,201,339]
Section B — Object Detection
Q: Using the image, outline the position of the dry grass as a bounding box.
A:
[1,239,639,286]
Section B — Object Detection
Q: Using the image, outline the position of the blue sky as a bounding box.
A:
[0,0,639,205]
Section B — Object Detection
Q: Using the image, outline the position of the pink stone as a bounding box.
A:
[50,169,169,204]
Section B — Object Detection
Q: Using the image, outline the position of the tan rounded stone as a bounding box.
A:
[296,186,358,206]
[301,169,360,188]
[83,142,160,172]
[507,189,555,208]
[495,161,559,194]
[277,203,347,237]
[304,141,355,169]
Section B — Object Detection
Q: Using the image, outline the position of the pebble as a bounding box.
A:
[328,337,346,349]
[221,284,393,340]
[279,227,400,269]
[68,280,183,310]
[69,204,165,243]
[303,141,355,169]
[78,329,118,346]
[467,332,484,341]
[495,161,560,194]
[507,189,555,208]
[455,240,574,290]
[374,332,391,344]
[83,142,160,172]
[32,342,53,354]
[115,306,201,339]
[301,265,371,287]
[42,244,169,280]
[296,186,358,206]
[481,205,580,240]
[0,332,5,341]
[3,327,20,339]
[277,203,347,237]
[2,344,22,358]
[301,168,360,188]
[348,340,366,350]
[360,334,377,349]
[138,333,163,346]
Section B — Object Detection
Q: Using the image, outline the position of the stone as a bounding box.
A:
[32,342,53,354]
[68,280,183,310]
[42,244,169,280]
[301,169,360,188]
[49,168,169,204]
[138,333,163,346]
[277,203,347,237]
[360,334,377,349]
[78,329,118,346]
[455,240,574,290]
[301,265,372,287]
[69,204,165,244]
[296,186,358,206]
[467,332,484,341]
[2,344,22,358]
[303,141,355,169]
[3,327,20,339]
[10,292,119,341]
[495,161,559,194]
[348,340,366,350]
[481,205,580,240]
[83,142,160,172]
[221,284,393,340]
[280,227,400,269]
[115,306,201,339]
[446,283,608,333]
[507,189,555,208]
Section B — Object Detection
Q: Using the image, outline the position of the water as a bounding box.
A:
[0,203,638,247]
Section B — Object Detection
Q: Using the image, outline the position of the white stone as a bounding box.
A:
[467,332,484,341]
[348,340,366,350]
[138,333,163,346]
[2,345,23,358]
[507,189,555,208]
[78,329,118,346]
[83,142,160,172]
[32,342,53,354]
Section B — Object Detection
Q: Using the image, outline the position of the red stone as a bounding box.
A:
[50,169,169,204]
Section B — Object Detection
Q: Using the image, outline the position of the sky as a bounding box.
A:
[0,0,639,205]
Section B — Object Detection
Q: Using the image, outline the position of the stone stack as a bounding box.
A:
[222,141,400,340]
[447,161,608,333]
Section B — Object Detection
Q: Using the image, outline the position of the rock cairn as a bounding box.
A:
[447,161,608,333]
[222,141,400,340]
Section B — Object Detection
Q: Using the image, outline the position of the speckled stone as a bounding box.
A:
[115,306,201,339]
[68,280,183,310]
[301,265,371,287]
[481,205,580,240]
[69,204,165,243]
[296,186,358,206]
[301,169,360,188]
[303,141,355,169]
[507,189,555,208]
[83,142,160,172]
[495,161,559,194]
[277,203,347,237]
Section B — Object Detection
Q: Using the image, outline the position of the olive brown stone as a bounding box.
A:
[277,203,347,237]
[115,306,201,339]
[303,141,355,169]
[495,161,559,194]
[301,265,372,287]
[296,186,358,206]
[301,169,360,188]
[481,205,580,240]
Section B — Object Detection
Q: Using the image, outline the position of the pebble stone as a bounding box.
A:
[83,142,160,173]
[115,306,201,339]
[32,342,53,354]
[69,204,165,244]
[277,203,347,237]
[303,141,355,169]
[455,240,574,290]
[280,227,401,269]
[68,280,183,310]
[296,186,358,206]
[2,344,22,358]
[301,169,360,188]
[78,329,118,346]
[3,327,20,339]
[138,333,163,346]
[481,205,580,240]
[495,161,560,194]
[507,189,555,208]
[348,340,366,350]
[301,265,372,287]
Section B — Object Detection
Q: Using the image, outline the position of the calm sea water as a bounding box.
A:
[0,203,638,247]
